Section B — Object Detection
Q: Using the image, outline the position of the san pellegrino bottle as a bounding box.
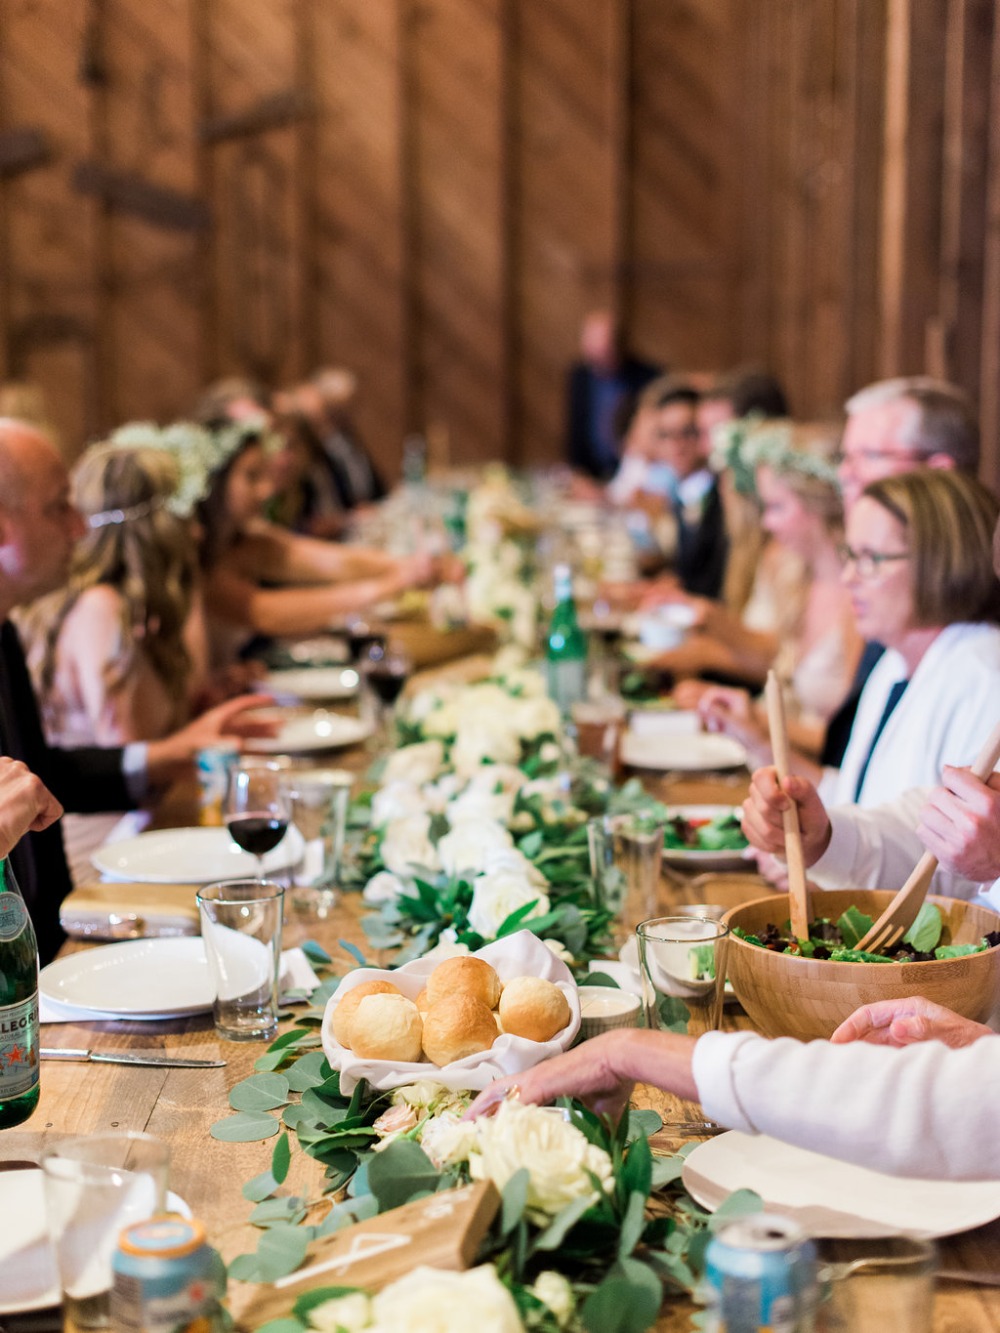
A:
[0,857,40,1128]
[545,563,587,714]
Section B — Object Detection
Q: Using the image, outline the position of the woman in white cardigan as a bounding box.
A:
[691,469,1000,816]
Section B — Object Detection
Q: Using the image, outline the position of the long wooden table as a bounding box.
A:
[9,767,1000,1330]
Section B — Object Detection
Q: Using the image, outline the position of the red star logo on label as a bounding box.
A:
[6,1044,25,1066]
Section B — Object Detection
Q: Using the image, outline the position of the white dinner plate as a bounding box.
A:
[92,825,305,885]
[0,1168,189,1314]
[40,937,216,1019]
[662,805,749,871]
[620,729,747,772]
[258,667,359,702]
[243,710,371,754]
[683,1131,1000,1239]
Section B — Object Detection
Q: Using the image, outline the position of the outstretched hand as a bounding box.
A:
[831,996,993,1048]
[465,1033,634,1123]
[741,766,832,866]
[0,757,62,859]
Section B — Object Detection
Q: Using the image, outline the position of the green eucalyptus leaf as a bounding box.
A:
[581,1263,661,1333]
[251,1224,311,1282]
[617,1190,647,1260]
[367,1139,441,1210]
[271,1131,292,1183]
[500,1168,530,1236]
[709,1187,764,1229]
[300,939,332,965]
[532,1193,593,1251]
[338,939,368,967]
[625,1110,662,1146]
[249,1196,308,1228]
[210,1111,280,1143]
[243,1168,281,1202]
[252,1320,302,1333]
[621,1132,653,1201]
[285,1051,330,1092]
[585,972,622,989]
[227,1253,265,1282]
[650,1155,686,1190]
[229,1073,291,1113]
[254,1050,290,1073]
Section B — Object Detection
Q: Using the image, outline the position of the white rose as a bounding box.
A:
[512,696,561,739]
[418,1111,479,1168]
[501,667,547,698]
[362,870,408,905]
[382,740,446,786]
[531,1272,575,1327]
[380,815,439,877]
[438,818,513,877]
[544,938,575,966]
[370,1264,522,1333]
[465,762,528,796]
[391,1080,465,1113]
[469,1101,613,1219]
[422,698,462,738]
[446,784,516,826]
[308,1291,373,1333]
[491,645,528,675]
[421,937,470,963]
[467,868,550,939]
[480,846,548,888]
[451,720,521,776]
[372,781,428,825]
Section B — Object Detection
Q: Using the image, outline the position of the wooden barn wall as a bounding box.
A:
[1,0,999,483]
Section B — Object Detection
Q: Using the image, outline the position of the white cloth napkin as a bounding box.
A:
[324,929,581,1094]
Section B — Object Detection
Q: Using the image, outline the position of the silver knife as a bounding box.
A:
[40,1047,226,1068]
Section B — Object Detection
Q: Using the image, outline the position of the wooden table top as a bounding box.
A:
[12,754,1000,1330]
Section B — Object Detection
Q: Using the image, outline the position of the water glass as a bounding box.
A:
[588,814,665,936]
[819,1237,936,1331]
[41,1131,169,1330]
[571,697,627,780]
[197,878,284,1040]
[637,916,729,1036]
[284,767,352,917]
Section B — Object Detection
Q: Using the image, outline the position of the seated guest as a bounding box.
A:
[310,368,387,510]
[566,309,660,481]
[657,423,861,756]
[691,470,1000,800]
[22,440,199,746]
[468,995,1000,1180]
[0,419,275,961]
[269,409,346,540]
[190,417,431,667]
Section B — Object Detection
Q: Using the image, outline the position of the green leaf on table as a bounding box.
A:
[285,1050,332,1093]
[211,1110,280,1143]
[621,1131,653,1198]
[230,1073,291,1113]
[254,1320,302,1333]
[708,1187,764,1230]
[625,1109,662,1146]
[243,1168,281,1203]
[585,971,621,989]
[903,902,943,952]
[617,1189,648,1260]
[496,899,549,937]
[517,829,544,859]
[581,1261,662,1333]
[249,1196,308,1228]
[229,1223,310,1283]
[836,906,874,950]
[338,939,367,967]
[650,1154,686,1190]
[310,976,341,1007]
[367,1139,441,1210]
[272,1131,292,1183]
[501,1168,529,1236]
[532,1194,593,1251]
[299,938,332,965]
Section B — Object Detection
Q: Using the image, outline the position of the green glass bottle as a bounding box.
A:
[0,857,40,1128]
[545,563,588,714]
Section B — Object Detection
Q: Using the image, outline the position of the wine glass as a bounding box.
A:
[361,641,412,746]
[224,762,291,882]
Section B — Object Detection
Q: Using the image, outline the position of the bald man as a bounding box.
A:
[0,419,271,960]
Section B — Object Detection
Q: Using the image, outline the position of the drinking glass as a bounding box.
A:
[571,697,627,781]
[361,641,413,746]
[819,1237,936,1332]
[224,762,291,881]
[283,767,353,917]
[637,916,729,1037]
[588,814,665,939]
[41,1131,169,1330]
[197,878,284,1040]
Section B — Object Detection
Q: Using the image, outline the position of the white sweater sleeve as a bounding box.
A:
[692,1030,1000,1179]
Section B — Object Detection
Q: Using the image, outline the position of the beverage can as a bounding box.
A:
[702,1213,819,1332]
[111,1215,227,1332]
[196,743,239,826]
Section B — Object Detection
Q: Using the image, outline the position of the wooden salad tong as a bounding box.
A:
[764,670,811,941]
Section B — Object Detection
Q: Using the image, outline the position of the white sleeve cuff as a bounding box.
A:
[121,742,149,803]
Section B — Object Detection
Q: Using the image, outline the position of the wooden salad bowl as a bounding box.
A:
[723,888,1000,1041]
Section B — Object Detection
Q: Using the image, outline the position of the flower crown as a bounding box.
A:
[709,416,840,495]
[102,415,280,518]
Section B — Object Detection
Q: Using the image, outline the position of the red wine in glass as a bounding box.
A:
[347,622,387,663]
[226,815,288,858]
[225,764,291,880]
[366,663,409,705]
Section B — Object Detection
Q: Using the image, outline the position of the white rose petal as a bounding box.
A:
[511,695,561,739]
[418,1111,479,1168]
[438,818,514,877]
[531,1271,575,1328]
[469,1101,613,1219]
[362,870,408,905]
[383,740,446,786]
[467,867,550,939]
[370,1264,522,1333]
[380,814,440,878]
[480,847,548,887]
[544,938,575,966]
[372,781,429,825]
[308,1291,373,1333]
[451,721,521,776]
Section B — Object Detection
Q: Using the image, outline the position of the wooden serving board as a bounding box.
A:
[244,1181,500,1323]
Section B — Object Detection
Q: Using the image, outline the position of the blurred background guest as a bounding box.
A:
[566,308,660,481]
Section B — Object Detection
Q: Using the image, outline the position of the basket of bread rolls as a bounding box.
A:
[322,929,581,1093]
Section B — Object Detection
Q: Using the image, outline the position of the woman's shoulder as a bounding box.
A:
[60,584,127,646]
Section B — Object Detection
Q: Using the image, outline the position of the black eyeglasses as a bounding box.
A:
[837,543,911,578]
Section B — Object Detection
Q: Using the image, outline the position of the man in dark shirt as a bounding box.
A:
[566,311,659,480]
[0,418,275,961]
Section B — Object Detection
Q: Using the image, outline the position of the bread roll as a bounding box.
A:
[415,986,430,1014]
[350,993,423,1063]
[426,955,502,1010]
[332,978,400,1048]
[422,994,498,1065]
[498,976,570,1042]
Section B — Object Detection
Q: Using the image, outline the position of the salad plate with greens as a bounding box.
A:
[662,805,749,870]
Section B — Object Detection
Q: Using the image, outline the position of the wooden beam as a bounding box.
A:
[979,0,1000,490]
[72,161,211,232]
[498,0,518,463]
[294,0,320,373]
[190,0,218,387]
[395,0,420,436]
[197,89,310,144]
[85,0,117,432]
[608,0,633,331]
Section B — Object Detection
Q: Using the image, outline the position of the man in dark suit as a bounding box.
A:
[0,419,275,961]
[566,310,660,480]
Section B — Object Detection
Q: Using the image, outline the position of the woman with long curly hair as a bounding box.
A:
[22,442,200,745]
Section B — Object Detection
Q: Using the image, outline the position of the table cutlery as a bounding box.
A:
[764,669,811,940]
[40,1047,225,1068]
[857,717,1000,953]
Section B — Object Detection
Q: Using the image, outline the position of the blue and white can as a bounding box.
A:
[111,1216,227,1332]
[703,1213,818,1332]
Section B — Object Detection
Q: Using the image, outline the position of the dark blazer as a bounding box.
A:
[566,356,660,480]
[674,478,728,600]
[0,621,131,963]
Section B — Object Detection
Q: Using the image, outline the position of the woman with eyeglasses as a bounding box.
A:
[712,469,1000,835]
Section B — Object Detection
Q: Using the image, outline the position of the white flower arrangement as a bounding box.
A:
[307,1264,523,1333]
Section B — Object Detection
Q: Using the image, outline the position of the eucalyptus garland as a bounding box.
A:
[210,956,761,1333]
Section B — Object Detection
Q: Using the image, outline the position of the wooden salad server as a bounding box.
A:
[764,669,811,941]
[857,717,1000,954]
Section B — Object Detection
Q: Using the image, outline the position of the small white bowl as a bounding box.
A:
[577,985,642,1041]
